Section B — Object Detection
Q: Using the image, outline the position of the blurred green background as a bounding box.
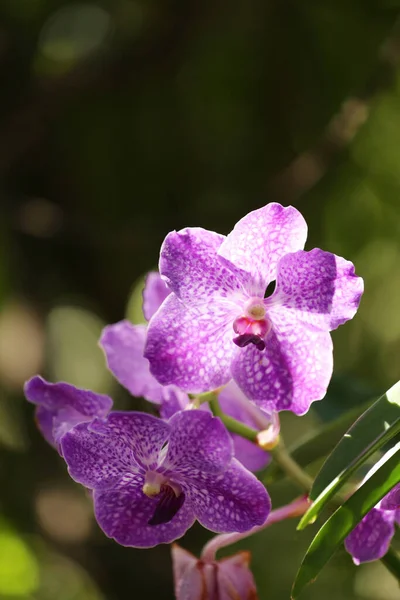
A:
[1,1,400,598]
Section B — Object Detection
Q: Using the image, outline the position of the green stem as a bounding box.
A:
[270,440,313,493]
[209,396,259,443]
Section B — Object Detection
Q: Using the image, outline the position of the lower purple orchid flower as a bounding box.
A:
[24,375,112,450]
[345,483,400,564]
[144,203,363,415]
[60,410,271,548]
[100,271,273,472]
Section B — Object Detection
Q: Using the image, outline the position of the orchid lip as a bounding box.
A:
[148,485,185,525]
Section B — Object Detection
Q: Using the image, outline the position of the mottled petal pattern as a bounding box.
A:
[269,249,364,332]
[345,508,395,565]
[159,227,245,303]
[61,421,138,490]
[164,411,233,475]
[89,412,171,470]
[100,321,164,404]
[94,480,196,548]
[232,310,333,414]
[142,271,171,321]
[380,483,400,511]
[218,203,308,295]
[186,458,270,533]
[145,294,238,393]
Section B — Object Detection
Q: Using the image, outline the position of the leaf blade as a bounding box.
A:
[292,445,400,599]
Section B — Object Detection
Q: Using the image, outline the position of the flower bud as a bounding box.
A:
[172,544,258,599]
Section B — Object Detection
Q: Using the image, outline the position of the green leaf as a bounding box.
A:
[292,444,400,599]
[298,380,400,529]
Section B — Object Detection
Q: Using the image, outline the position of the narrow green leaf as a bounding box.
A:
[309,380,400,502]
[292,445,400,599]
[298,408,400,529]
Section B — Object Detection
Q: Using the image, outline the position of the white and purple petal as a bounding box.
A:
[232,310,333,414]
[142,271,171,321]
[145,293,238,393]
[163,411,233,475]
[185,458,270,533]
[268,248,364,332]
[94,479,196,548]
[218,203,308,296]
[100,321,164,404]
[159,227,245,304]
[345,508,396,565]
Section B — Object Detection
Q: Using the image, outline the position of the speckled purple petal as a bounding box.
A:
[230,434,270,472]
[219,381,271,429]
[159,227,246,304]
[142,271,171,321]
[100,321,164,404]
[89,411,171,470]
[163,411,233,475]
[94,478,196,548]
[219,381,270,471]
[186,458,270,533]
[35,405,56,446]
[145,294,238,393]
[61,421,138,490]
[25,376,113,446]
[24,376,112,415]
[159,386,190,419]
[231,311,333,415]
[345,508,395,565]
[268,249,363,332]
[218,203,308,296]
[217,552,258,600]
[380,483,400,511]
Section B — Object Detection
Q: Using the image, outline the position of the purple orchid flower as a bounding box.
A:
[144,203,363,415]
[60,409,271,548]
[345,483,400,565]
[172,544,258,600]
[100,272,273,472]
[24,375,112,450]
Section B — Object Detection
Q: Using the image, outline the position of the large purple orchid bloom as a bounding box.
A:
[144,203,363,415]
[61,410,270,548]
[100,272,272,472]
[345,483,400,564]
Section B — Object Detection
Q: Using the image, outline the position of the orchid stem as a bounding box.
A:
[209,396,259,443]
[201,495,310,562]
[270,439,313,493]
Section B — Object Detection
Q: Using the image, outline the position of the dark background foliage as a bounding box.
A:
[1,1,400,598]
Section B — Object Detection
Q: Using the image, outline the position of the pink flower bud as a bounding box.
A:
[172,544,258,599]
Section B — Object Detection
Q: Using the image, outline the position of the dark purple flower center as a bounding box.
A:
[148,485,185,526]
[232,315,270,352]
